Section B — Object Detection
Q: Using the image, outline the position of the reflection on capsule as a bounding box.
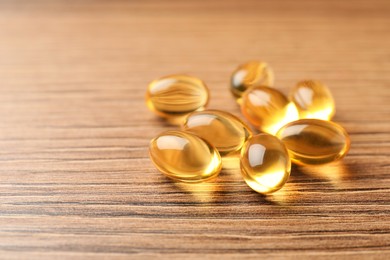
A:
[146,75,209,124]
[276,119,350,165]
[230,61,274,100]
[241,86,299,135]
[149,130,222,183]
[240,133,291,194]
[183,110,252,156]
[290,80,335,120]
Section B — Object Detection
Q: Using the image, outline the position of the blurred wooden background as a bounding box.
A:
[0,0,389,259]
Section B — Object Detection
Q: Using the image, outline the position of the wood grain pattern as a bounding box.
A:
[0,0,389,259]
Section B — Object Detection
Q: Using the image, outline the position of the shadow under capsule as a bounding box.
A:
[169,156,241,204]
[172,181,222,204]
[225,161,304,206]
[226,158,304,206]
[291,160,353,189]
[247,177,304,206]
[153,114,187,127]
[156,153,323,207]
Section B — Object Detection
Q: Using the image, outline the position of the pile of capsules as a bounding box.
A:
[146,61,350,194]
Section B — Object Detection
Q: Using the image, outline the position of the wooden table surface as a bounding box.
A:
[0,0,389,259]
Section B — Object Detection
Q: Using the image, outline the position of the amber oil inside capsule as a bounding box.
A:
[290,80,335,120]
[240,133,291,194]
[276,119,350,165]
[241,86,299,135]
[230,61,274,101]
[149,130,222,183]
[182,110,252,156]
[146,75,209,124]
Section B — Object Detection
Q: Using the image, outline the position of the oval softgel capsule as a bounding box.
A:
[182,110,252,156]
[290,80,335,120]
[146,75,209,124]
[276,119,350,165]
[240,133,291,194]
[230,61,274,100]
[241,86,299,135]
[149,130,222,182]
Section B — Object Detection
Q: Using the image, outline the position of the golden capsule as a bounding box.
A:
[149,130,222,183]
[146,75,209,124]
[241,86,299,135]
[182,110,252,156]
[276,119,350,165]
[240,133,291,194]
[230,61,274,99]
[290,80,335,120]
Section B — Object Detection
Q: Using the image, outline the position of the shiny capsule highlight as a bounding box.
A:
[149,130,222,183]
[240,133,291,194]
[241,86,299,135]
[146,75,209,124]
[230,61,274,99]
[276,119,350,165]
[290,80,335,120]
[182,110,252,156]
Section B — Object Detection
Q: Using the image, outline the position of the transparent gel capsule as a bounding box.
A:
[276,119,350,165]
[230,61,274,100]
[290,80,335,120]
[182,110,252,156]
[146,75,209,124]
[149,130,222,183]
[241,86,299,135]
[240,133,291,194]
